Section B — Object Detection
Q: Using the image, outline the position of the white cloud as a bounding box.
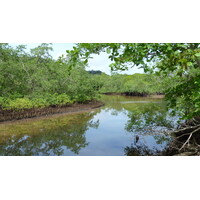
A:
[87,52,144,75]
[9,43,144,75]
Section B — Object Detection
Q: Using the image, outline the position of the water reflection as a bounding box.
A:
[101,95,177,155]
[124,144,161,156]
[125,103,175,133]
[0,112,99,156]
[0,95,179,156]
[124,135,171,156]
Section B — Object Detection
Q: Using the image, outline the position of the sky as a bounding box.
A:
[10,43,144,75]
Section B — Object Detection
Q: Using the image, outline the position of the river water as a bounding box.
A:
[0,95,179,156]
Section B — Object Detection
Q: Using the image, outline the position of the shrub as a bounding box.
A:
[3,98,33,110]
[31,98,49,108]
[52,94,73,105]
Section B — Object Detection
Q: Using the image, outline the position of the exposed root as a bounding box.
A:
[164,119,200,156]
[179,126,200,151]
[172,124,200,136]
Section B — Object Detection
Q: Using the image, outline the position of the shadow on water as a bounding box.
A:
[0,95,179,156]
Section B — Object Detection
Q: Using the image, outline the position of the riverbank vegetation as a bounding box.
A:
[0,43,101,113]
[92,72,164,95]
[0,43,164,116]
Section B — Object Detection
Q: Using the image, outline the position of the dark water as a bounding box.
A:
[0,95,179,156]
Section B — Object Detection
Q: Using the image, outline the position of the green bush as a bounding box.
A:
[50,94,73,106]
[0,94,76,111]
[74,94,91,103]
[3,98,33,110]
[0,97,7,108]
[31,98,49,108]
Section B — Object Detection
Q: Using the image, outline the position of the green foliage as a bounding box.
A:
[94,73,164,94]
[0,44,100,111]
[3,98,33,110]
[67,43,200,119]
[2,43,200,119]
[40,94,73,106]
[31,98,49,108]
[1,94,74,111]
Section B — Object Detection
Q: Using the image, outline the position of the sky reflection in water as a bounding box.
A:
[0,95,179,156]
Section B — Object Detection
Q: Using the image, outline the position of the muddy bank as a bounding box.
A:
[102,92,164,97]
[0,101,104,123]
[102,92,148,96]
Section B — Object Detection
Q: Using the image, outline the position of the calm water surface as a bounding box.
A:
[0,95,179,156]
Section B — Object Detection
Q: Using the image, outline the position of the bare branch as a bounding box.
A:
[179,127,200,151]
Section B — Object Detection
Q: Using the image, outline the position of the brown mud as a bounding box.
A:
[0,101,104,123]
[103,92,164,97]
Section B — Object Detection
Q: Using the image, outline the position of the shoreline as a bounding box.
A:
[102,92,165,98]
[0,101,105,123]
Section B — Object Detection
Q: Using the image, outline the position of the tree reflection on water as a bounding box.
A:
[0,95,180,156]
[124,143,161,156]
[123,102,178,155]
[0,112,100,156]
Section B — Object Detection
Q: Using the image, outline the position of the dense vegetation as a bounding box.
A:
[67,43,200,120]
[92,72,164,95]
[0,43,164,112]
[2,42,199,119]
[0,43,100,111]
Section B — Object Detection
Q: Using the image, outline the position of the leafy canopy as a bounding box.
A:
[67,43,200,119]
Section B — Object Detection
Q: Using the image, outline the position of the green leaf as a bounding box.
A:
[195,53,200,57]
[106,48,111,54]
[85,52,90,57]
[187,62,193,66]
[83,59,88,64]
[167,46,172,51]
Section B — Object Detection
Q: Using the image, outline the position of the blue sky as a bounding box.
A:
[10,43,143,75]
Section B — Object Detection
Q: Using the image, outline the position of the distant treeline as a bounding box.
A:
[88,70,102,75]
[89,72,165,96]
